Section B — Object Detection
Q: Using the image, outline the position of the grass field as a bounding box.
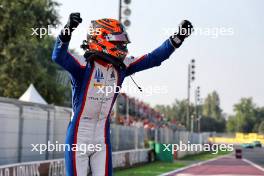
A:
[114,150,231,176]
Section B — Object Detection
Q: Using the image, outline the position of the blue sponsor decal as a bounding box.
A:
[94,68,104,82]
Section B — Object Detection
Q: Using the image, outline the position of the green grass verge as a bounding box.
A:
[114,161,186,176]
[114,150,231,176]
[180,150,231,161]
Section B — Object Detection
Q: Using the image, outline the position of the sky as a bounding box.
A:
[52,0,264,114]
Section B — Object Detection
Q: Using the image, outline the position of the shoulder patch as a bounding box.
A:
[123,56,135,67]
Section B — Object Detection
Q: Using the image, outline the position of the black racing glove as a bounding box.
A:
[170,20,194,48]
[59,13,82,42]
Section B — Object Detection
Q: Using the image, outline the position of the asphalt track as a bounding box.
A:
[161,147,264,176]
[243,147,264,167]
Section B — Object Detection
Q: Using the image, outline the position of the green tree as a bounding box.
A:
[201,91,225,132]
[231,98,256,133]
[254,107,264,132]
[258,121,264,134]
[202,94,212,117]
[202,91,222,119]
[200,116,225,132]
[173,99,189,125]
[0,0,69,105]
[155,99,195,128]
[227,98,264,133]
[200,116,226,132]
[155,105,174,120]
[226,115,237,132]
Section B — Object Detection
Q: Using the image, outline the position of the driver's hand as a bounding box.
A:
[65,12,82,32]
[170,20,194,48]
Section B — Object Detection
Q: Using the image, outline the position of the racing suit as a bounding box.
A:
[52,36,176,176]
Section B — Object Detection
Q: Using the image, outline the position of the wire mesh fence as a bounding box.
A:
[0,97,212,165]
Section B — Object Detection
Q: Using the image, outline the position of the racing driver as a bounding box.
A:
[52,12,193,176]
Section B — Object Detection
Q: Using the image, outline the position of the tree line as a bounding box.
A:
[155,92,264,134]
[0,0,71,105]
[227,98,264,134]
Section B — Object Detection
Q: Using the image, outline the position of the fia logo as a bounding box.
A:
[94,68,104,82]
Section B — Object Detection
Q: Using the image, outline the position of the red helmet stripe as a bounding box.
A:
[96,21,115,32]
[99,19,115,29]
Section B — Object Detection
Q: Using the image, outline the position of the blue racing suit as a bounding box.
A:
[52,36,175,176]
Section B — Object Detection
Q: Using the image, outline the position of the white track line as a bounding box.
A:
[242,158,264,172]
[159,155,230,176]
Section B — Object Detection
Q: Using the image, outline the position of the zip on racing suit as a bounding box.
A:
[52,13,193,176]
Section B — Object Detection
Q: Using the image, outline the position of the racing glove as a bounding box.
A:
[59,13,82,42]
[170,20,194,48]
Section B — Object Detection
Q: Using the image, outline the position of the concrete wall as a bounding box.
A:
[0,149,151,176]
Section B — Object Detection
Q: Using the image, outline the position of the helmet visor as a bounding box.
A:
[105,32,131,44]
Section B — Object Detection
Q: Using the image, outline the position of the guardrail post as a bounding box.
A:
[134,127,138,149]
[45,110,50,160]
[17,104,23,163]
[154,128,158,144]
[115,125,120,151]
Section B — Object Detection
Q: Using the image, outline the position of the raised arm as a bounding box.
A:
[125,39,175,76]
[52,37,85,78]
[125,20,193,76]
[51,13,85,79]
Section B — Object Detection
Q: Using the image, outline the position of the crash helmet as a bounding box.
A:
[84,18,130,61]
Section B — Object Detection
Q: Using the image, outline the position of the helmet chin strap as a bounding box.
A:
[83,50,127,70]
[80,40,88,50]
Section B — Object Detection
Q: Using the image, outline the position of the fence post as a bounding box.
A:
[17,104,23,163]
[45,110,50,160]
[115,125,120,151]
[134,127,138,149]
[154,128,158,144]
